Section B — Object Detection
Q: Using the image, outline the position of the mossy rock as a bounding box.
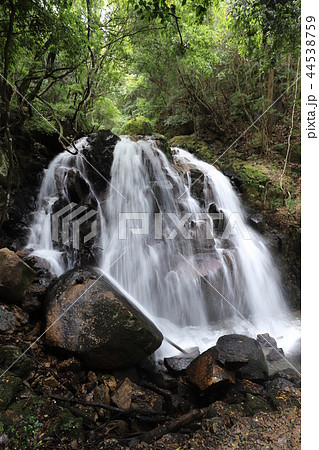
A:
[123,116,153,136]
[231,162,282,211]
[5,396,45,427]
[152,133,172,161]
[233,163,269,185]
[0,345,34,379]
[244,393,272,416]
[267,388,301,410]
[170,134,215,162]
[48,409,83,439]
[0,370,22,410]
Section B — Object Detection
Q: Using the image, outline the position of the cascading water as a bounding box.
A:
[26,136,300,360]
[26,137,101,276]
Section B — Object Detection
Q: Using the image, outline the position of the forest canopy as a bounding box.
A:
[0,0,300,139]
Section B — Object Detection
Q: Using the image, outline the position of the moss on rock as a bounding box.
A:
[123,116,153,135]
[244,393,272,416]
[0,370,22,410]
[0,345,34,379]
[231,162,282,211]
[152,133,172,161]
[170,134,215,162]
[48,409,83,439]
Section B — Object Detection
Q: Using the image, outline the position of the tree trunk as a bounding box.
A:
[266,68,275,136]
[0,0,16,231]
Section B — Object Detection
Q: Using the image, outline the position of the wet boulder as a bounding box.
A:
[83,130,120,193]
[186,347,235,391]
[44,267,163,370]
[164,347,200,374]
[257,333,285,362]
[215,334,268,381]
[0,248,35,303]
[249,213,265,233]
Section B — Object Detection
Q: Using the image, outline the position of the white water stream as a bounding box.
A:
[26,136,300,361]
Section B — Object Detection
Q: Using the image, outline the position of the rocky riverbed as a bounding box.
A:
[0,249,301,449]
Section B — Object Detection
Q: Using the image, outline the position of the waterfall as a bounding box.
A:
[26,136,300,358]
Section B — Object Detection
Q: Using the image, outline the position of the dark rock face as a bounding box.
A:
[0,248,35,303]
[215,334,268,381]
[2,134,64,249]
[44,267,163,370]
[83,130,119,193]
[249,213,265,233]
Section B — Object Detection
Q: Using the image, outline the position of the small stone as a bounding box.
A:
[45,376,60,389]
[0,306,16,332]
[111,377,165,413]
[93,384,110,404]
[249,213,265,233]
[164,347,200,373]
[257,333,278,349]
[245,393,272,416]
[0,433,9,446]
[102,375,117,393]
[266,347,285,362]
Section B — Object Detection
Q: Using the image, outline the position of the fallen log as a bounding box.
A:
[42,392,168,424]
[140,406,209,443]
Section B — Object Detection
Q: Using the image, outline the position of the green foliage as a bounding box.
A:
[0,0,301,160]
[129,0,214,22]
[230,0,301,68]
[7,415,43,450]
[48,409,83,439]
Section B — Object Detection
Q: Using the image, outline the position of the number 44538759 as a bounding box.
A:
[306,16,316,79]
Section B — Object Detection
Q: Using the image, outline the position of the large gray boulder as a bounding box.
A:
[44,267,163,369]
